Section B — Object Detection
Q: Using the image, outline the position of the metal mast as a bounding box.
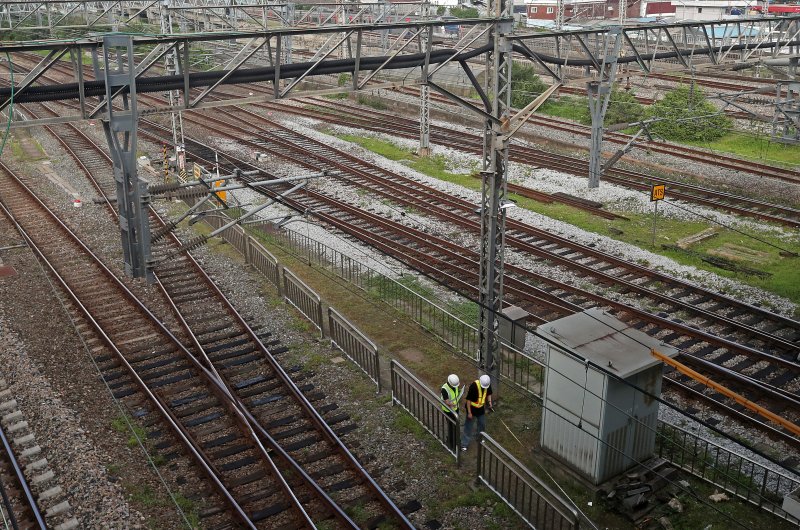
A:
[419,0,432,156]
[772,57,799,144]
[161,0,185,177]
[478,0,513,389]
[556,0,565,30]
[95,36,153,282]
[587,28,622,188]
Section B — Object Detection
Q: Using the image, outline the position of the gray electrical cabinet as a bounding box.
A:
[539,308,678,485]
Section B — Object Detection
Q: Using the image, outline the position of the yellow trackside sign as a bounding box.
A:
[193,163,202,180]
[650,184,665,202]
[213,180,226,203]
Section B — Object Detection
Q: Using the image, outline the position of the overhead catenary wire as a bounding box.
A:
[18,218,197,529]
[158,100,799,474]
[235,216,789,528]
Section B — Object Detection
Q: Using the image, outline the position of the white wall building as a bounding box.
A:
[670,0,747,21]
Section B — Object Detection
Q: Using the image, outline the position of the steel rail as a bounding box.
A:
[0,162,259,528]
[273,93,800,227]
[19,101,415,529]
[154,231,416,530]
[140,118,800,439]
[0,151,359,527]
[179,107,800,364]
[145,124,794,396]
[233,158,800,446]
[297,95,800,225]
[0,417,46,529]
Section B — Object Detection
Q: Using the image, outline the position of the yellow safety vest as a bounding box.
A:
[469,380,487,409]
[441,383,463,414]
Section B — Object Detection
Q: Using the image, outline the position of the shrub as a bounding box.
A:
[646,85,732,142]
[451,7,479,18]
[604,87,645,127]
[511,63,548,109]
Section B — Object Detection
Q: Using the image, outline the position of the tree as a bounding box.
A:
[646,85,732,142]
[510,63,548,109]
[436,6,446,15]
[451,7,479,18]
[603,87,645,127]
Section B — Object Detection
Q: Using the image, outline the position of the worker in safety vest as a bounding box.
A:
[460,375,493,452]
[441,374,464,451]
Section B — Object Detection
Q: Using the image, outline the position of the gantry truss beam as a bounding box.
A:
[0,1,425,33]
[0,19,496,129]
[512,16,800,83]
[0,17,797,129]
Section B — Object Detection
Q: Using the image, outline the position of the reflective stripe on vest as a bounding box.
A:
[441,383,463,413]
[469,380,487,408]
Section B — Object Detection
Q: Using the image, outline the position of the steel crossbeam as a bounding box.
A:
[0,0,427,34]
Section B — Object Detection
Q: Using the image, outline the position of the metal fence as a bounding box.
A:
[329,307,381,392]
[477,433,580,530]
[283,268,324,337]
[276,227,480,353]
[248,237,282,292]
[271,227,546,398]
[656,421,800,524]
[199,216,797,525]
[389,360,461,463]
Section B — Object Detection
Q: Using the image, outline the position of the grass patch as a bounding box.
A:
[393,409,428,438]
[356,95,388,110]
[539,96,591,124]
[335,134,476,187]
[335,132,800,304]
[344,501,369,524]
[125,484,201,529]
[685,132,800,168]
[111,415,148,448]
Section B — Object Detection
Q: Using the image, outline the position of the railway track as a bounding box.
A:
[6,56,800,449]
[269,96,800,228]
[0,397,49,530]
[2,105,417,528]
[123,108,800,451]
[392,86,799,185]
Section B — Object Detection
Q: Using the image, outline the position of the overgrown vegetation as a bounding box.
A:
[604,87,645,127]
[510,63,548,109]
[356,95,388,110]
[337,73,351,87]
[111,415,148,448]
[647,84,733,142]
[685,132,800,168]
[533,85,644,128]
[125,484,201,528]
[450,6,480,18]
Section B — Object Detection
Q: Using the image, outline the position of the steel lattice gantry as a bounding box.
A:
[1,14,799,365]
[0,0,426,34]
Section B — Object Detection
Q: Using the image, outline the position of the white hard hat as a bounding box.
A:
[479,375,491,388]
[448,374,460,387]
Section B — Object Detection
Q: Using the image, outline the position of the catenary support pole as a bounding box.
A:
[587,27,622,188]
[95,35,153,282]
[419,0,432,156]
[478,0,512,393]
